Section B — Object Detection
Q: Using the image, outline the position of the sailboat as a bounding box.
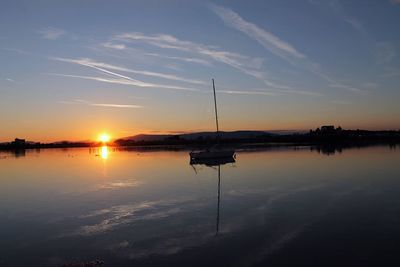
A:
[189,79,235,161]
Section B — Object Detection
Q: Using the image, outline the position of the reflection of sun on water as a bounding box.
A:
[98,133,110,160]
[101,146,108,160]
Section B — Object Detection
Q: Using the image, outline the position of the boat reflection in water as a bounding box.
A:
[189,155,235,167]
[190,155,236,235]
[190,148,236,161]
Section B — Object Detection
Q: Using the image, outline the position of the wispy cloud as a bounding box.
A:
[48,30,321,96]
[341,15,396,65]
[310,0,367,34]
[102,42,126,50]
[37,27,65,40]
[382,67,400,77]
[5,78,14,82]
[273,88,322,96]
[3,48,32,55]
[90,103,142,108]
[219,90,279,96]
[211,4,368,94]
[112,31,318,94]
[329,83,367,94]
[344,18,396,65]
[362,82,378,89]
[374,42,396,64]
[219,88,321,97]
[99,41,213,68]
[343,17,367,34]
[390,0,400,5]
[114,32,264,79]
[47,73,200,91]
[210,4,305,60]
[317,0,396,66]
[210,5,321,75]
[58,98,143,109]
[145,52,212,66]
[52,57,206,85]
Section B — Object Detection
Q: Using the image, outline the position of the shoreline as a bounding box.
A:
[1,139,399,153]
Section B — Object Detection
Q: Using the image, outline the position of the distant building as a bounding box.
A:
[321,125,335,134]
[12,138,26,146]
[310,125,343,136]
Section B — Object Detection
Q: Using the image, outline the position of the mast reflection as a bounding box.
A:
[190,156,236,235]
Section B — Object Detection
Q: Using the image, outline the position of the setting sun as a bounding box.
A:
[99,133,110,143]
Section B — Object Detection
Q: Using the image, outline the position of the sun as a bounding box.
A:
[99,133,111,143]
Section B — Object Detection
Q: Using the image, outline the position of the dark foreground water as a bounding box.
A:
[1,145,400,266]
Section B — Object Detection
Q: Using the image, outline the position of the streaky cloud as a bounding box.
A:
[219,89,321,97]
[46,73,200,92]
[53,57,206,85]
[314,0,393,69]
[102,42,126,50]
[210,4,305,59]
[211,4,366,95]
[37,27,65,40]
[100,42,212,66]
[145,53,212,66]
[374,42,396,64]
[344,18,366,34]
[114,32,264,79]
[3,48,32,55]
[210,5,317,73]
[55,33,320,96]
[219,90,280,96]
[329,83,367,94]
[218,86,321,97]
[274,88,322,96]
[382,67,400,77]
[113,31,312,94]
[58,99,143,109]
[90,103,142,108]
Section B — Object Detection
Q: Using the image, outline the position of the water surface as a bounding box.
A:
[1,145,400,266]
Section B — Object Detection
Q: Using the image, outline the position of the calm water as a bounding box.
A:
[1,145,400,266]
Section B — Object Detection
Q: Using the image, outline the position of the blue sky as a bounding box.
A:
[1,0,400,141]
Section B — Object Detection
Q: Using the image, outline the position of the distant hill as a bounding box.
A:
[122,134,173,142]
[117,130,282,142]
[2,127,400,150]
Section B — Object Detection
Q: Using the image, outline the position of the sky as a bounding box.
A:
[1,0,400,142]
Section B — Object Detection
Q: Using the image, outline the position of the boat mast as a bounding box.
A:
[212,78,219,137]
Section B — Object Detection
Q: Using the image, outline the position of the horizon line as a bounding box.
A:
[1,126,400,143]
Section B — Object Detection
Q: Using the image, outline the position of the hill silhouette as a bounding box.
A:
[1,127,399,150]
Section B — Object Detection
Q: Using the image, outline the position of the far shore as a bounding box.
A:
[1,137,399,154]
[1,127,400,153]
